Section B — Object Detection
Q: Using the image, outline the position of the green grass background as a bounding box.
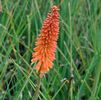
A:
[0,0,101,100]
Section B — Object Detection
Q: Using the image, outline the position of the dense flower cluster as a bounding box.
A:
[31,6,59,76]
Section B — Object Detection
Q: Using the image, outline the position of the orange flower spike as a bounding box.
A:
[31,6,59,77]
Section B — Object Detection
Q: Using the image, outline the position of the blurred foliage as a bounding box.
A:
[0,0,101,100]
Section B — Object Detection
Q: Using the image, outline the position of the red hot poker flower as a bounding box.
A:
[31,6,59,76]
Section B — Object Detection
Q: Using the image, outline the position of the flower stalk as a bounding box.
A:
[34,76,41,100]
[32,5,59,99]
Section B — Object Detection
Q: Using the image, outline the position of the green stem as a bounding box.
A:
[68,2,74,100]
[34,76,41,100]
[90,57,101,100]
[70,81,73,100]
